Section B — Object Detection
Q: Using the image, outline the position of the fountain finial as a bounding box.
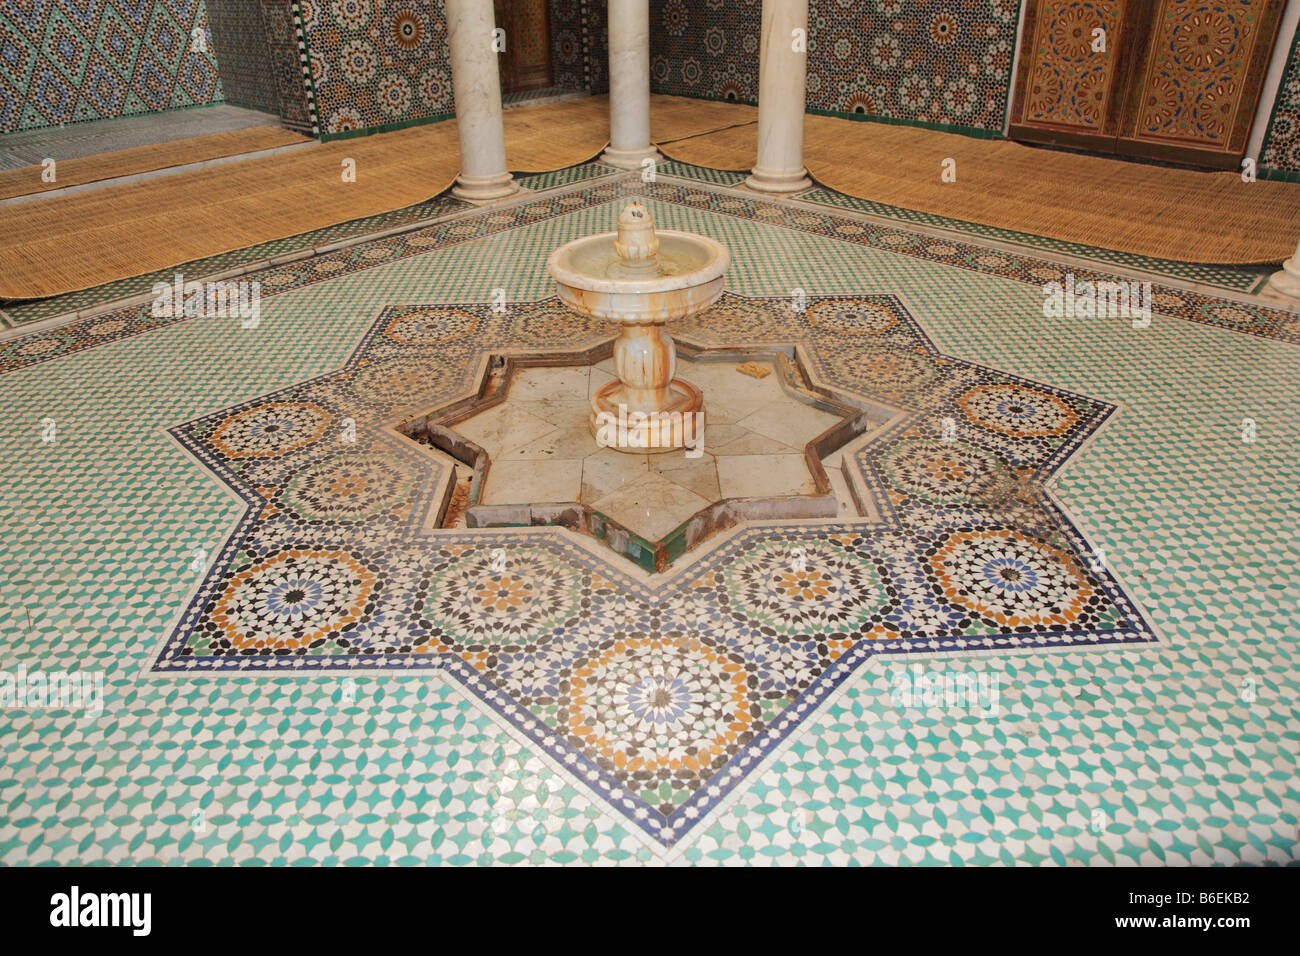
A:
[614,201,659,274]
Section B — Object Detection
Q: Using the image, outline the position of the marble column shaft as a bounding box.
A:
[747,0,812,193]
[447,0,518,201]
[603,0,660,169]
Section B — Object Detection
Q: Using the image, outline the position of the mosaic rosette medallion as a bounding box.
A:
[153,282,1156,844]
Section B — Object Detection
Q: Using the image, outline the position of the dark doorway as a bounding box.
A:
[495,0,554,95]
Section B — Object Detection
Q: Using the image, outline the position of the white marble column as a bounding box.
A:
[1267,240,1300,301]
[746,0,811,193]
[447,0,518,201]
[602,0,661,169]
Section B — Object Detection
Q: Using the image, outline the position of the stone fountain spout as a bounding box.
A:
[613,201,661,277]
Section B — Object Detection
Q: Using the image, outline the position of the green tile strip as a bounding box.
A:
[517,162,623,192]
[656,160,747,186]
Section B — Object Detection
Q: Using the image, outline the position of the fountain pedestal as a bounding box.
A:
[591,319,704,451]
[548,202,729,453]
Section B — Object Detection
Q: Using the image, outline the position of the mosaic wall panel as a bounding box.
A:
[807,0,1023,130]
[1260,25,1300,172]
[0,0,225,132]
[299,0,605,137]
[647,0,1022,132]
[583,0,605,94]
[649,0,760,103]
[263,0,311,130]
[206,0,281,114]
[299,0,453,135]
[549,0,584,91]
[1117,0,1283,157]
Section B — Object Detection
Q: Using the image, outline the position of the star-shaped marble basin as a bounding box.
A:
[399,345,882,572]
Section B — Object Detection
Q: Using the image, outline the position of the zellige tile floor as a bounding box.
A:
[0,172,1296,864]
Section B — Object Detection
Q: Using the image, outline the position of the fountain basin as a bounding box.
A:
[548,231,730,323]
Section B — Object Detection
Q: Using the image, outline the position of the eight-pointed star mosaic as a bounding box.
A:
[155,291,1157,844]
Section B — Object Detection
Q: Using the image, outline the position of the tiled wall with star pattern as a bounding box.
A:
[261,0,312,130]
[0,0,225,133]
[1261,27,1300,174]
[5,0,1298,165]
[300,0,607,139]
[205,0,280,115]
[583,0,607,94]
[298,0,452,137]
[549,0,585,92]
[647,0,1022,134]
[805,0,1021,132]
[649,0,761,104]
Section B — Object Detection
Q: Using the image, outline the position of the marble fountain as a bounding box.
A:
[547,200,729,452]
[396,200,885,572]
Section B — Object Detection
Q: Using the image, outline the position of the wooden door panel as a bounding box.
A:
[508,0,552,91]
[1116,0,1285,167]
[1008,0,1145,150]
[1011,0,1285,167]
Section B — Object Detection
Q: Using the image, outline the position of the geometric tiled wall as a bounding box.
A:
[301,0,607,139]
[258,0,311,130]
[648,0,1022,135]
[0,0,611,139]
[205,0,278,114]
[804,0,1021,132]
[204,0,310,131]
[0,0,224,132]
[1261,27,1300,173]
[582,0,607,94]
[298,0,454,137]
[4,0,1294,161]
[549,0,585,92]
[649,0,761,104]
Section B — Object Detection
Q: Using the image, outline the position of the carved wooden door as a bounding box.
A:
[494,0,553,95]
[1009,0,1286,168]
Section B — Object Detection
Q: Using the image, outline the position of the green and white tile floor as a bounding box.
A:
[0,174,1296,864]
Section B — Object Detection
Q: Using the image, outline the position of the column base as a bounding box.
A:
[600,145,662,170]
[1265,255,1300,302]
[452,171,520,203]
[745,165,812,193]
